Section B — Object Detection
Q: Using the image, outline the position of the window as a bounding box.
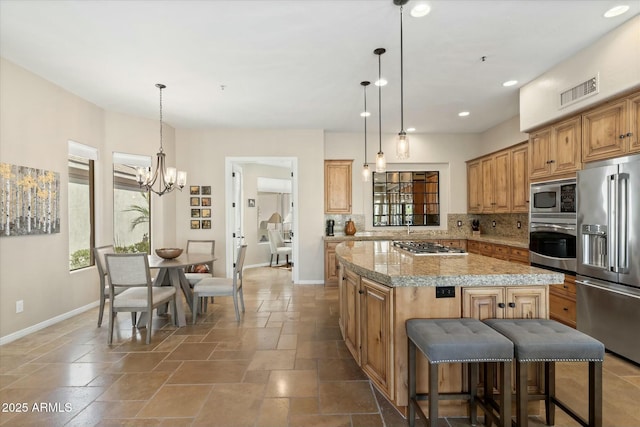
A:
[113,163,151,254]
[372,171,440,227]
[68,155,95,270]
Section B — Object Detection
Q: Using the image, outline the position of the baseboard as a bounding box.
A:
[0,300,100,346]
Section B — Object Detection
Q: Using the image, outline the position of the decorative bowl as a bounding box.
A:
[155,248,183,259]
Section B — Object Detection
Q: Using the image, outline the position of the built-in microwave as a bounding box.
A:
[530,178,577,215]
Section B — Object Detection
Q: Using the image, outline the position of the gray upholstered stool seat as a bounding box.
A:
[484,319,605,427]
[406,318,514,427]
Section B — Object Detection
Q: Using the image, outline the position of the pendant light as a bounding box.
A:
[136,84,187,196]
[361,81,371,181]
[374,48,387,173]
[395,0,410,159]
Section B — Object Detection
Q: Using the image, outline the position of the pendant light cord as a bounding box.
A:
[157,83,165,153]
[377,51,383,153]
[364,83,368,161]
[400,5,404,132]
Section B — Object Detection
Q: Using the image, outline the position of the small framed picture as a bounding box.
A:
[191,209,201,218]
[248,198,255,207]
[190,220,201,229]
[201,186,211,195]
[190,197,200,206]
[201,197,211,206]
[190,186,200,195]
[202,219,211,229]
[201,208,211,218]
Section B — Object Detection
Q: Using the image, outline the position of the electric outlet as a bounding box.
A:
[492,220,496,228]
[456,220,462,227]
[16,300,23,313]
[435,286,455,298]
[517,221,522,229]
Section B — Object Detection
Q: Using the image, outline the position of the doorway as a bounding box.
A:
[225,157,298,283]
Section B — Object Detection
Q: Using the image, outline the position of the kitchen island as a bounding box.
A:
[335,240,563,417]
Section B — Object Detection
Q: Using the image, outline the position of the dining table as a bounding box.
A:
[144,252,217,327]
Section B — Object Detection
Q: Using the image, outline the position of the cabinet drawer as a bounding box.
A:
[509,247,529,264]
[439,239,463,249]
[493,244,510,260]
[479,243,494,257]
[549,293,576,328]
[467,240,481,254]
[550,277,576,297]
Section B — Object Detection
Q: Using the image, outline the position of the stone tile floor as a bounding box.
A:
[0,266,638,426]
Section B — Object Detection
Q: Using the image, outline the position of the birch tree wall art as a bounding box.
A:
[0,163,60,237]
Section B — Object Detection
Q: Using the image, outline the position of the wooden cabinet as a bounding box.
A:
[462,286,547,320]
[324,241,343,287]
[509,247,530,265]
[360,278,393,397]
[529,116,582,181]
[439,239,467,251]
[324,160,352,214]
[582,93,640,162]
[340,270,393,399]
[479,152,511,213]
[511,143,529,212]
[467,240,481,254]
[467,159,482,213]
[467,240,529,265]
[549,274,577,328]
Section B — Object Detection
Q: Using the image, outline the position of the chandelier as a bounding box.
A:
[136,83,187,196]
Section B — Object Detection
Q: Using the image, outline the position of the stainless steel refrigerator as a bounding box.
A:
[577,153,640,364]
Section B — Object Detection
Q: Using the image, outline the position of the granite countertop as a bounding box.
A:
[325,232,528,249]
[334,240,562,288]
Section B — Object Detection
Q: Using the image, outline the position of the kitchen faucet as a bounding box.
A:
[407,222,413,234]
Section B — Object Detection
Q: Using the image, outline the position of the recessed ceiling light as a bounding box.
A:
[503,80,518,87]
[360,112,371,117]
[374,78,388,87]
[411,3,431,18]
[604,5,629,18]
[458,111,470,117]
[407,127,416,132]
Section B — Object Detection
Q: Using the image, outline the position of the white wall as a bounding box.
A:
[477,115,529,154]
[0,58,174,339]
[520,15,640,132]
[175,129,324,284]
[325,132,482,220]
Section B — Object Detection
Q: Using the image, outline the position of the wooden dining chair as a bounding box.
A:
[105,253,177,344]
[191,245,247,323]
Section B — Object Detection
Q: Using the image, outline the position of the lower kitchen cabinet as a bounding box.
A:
[549,274,577,328]
[467,240,529,265]
[324,240,343,287]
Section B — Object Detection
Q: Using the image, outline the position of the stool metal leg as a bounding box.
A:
[408,338,417,427]
[545,361,556,425]
[429,363,439,427]
[516,362,528,427]
[589,361,603,427]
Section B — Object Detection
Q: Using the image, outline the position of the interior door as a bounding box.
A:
[231,167,243,265]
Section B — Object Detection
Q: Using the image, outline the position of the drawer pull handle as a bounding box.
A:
[563,307,569,311]
[498,303,506,308]
[508,302,516,308]
[358,290,364,294]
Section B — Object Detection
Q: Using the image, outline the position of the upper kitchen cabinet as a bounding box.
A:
[529,116,582,181]
[582,92,640,162]
[511,143,529,213]
[467,159,482,214]
[467,145,519,214]
[324,160,352,214]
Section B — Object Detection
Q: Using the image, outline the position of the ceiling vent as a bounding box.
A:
[559,75,599,109]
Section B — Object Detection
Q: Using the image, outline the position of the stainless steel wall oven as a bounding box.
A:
[529,178,577,274]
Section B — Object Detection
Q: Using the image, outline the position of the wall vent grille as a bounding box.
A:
[559,75,598,109]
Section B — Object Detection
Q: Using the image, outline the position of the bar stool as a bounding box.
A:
[406,318,514,427]
[484,319,604,427]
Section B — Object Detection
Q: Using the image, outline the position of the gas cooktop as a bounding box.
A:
[392,241,468,256]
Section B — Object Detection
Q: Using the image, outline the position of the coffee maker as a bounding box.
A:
[326,219,335,236]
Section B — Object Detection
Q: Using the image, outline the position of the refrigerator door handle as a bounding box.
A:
[618,173,629,274]
[608,174,618,273]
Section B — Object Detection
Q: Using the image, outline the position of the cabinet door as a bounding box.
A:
[629,93,640,153]
[467,160,482,213]
[505,287,547,319]
[360,278,393,398]
[467,240,481,254]
[582,99,628,162]
[343,269,360,363]
[462,287,504,320]
[529,128,552,180]
[324,241,341,287]
[324,160,352,214]
[481,156,495,212]
[552,116,582,175]
[511,144,529,213]
[493,151,511,212]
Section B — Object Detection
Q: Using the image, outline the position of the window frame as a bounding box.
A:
[68,155,95,271]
